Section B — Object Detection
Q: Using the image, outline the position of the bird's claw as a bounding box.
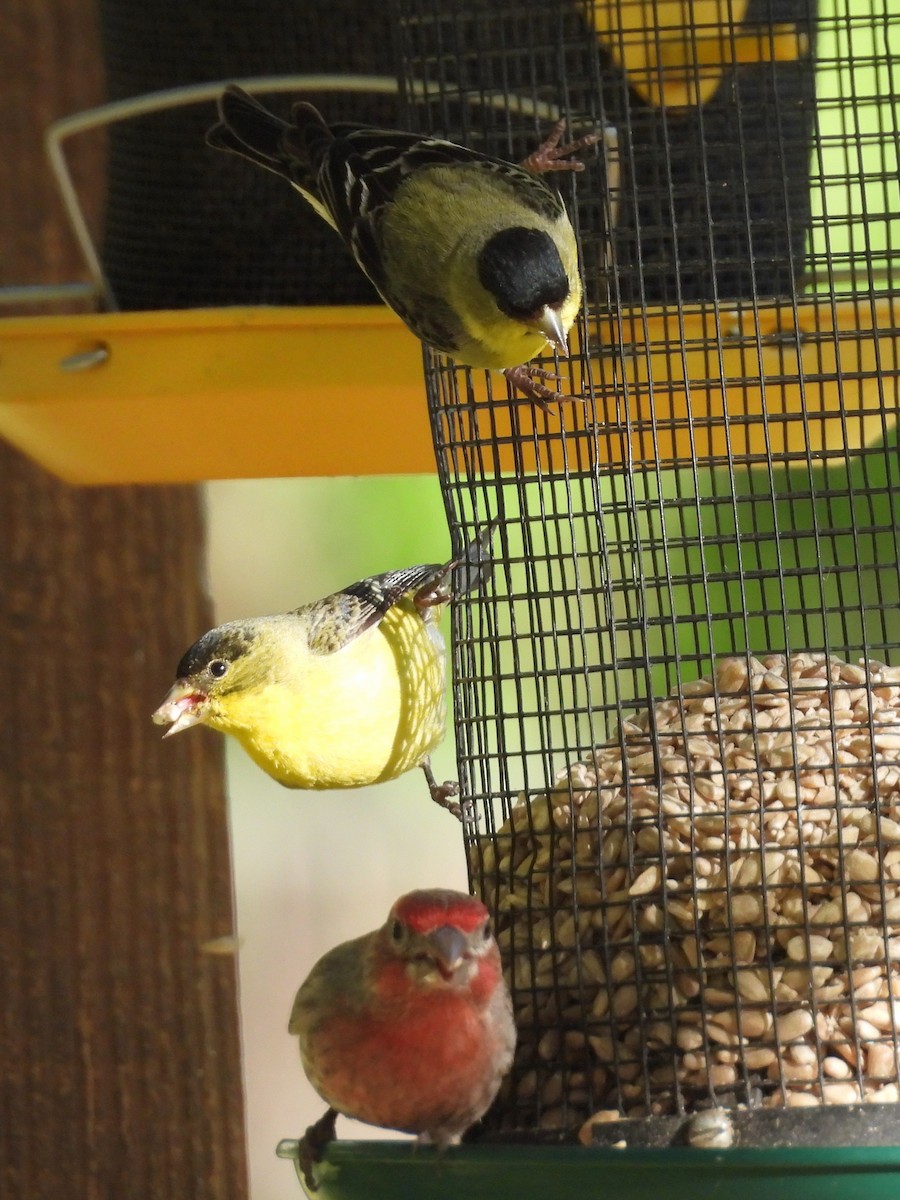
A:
[432,785,479,829]
[421,761,475,824]
[431,778,465,822]
[520,119,602,175]
[297,1108,338,1193]
[503,364,566,413]
[414,562,454,611]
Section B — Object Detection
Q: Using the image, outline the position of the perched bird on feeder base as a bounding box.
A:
[152,523,497,818]
[289,888,515,1191]
[207,86,599,410]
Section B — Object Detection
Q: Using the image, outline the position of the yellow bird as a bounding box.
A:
[208,86,599,409]
[152,524,497,817]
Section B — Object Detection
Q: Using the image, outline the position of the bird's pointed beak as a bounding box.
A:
[534,305,569,356]
[428,925,470,975]
[152,681,207,738]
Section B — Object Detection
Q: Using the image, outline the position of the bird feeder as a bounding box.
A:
[364,0,899,1194]
[1,9,895,483]
[7,0,900,1195]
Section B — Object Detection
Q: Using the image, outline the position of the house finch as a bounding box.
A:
[289,888,515,1189]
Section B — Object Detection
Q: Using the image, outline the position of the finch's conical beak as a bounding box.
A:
[534,305,569,356]
[152,680,207,737]
[428,925,470,974]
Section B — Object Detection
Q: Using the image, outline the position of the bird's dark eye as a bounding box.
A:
[483,920,492,941]
[391,919,405,943]
[208,660,229,679]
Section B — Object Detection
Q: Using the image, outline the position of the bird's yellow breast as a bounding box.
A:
[207,602,447,790]
[380,164,581,370]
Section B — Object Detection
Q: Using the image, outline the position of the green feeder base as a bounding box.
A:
[276,1140,900,1200]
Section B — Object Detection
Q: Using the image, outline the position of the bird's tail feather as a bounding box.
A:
[414,519,501,609]
[207,85,322,183]
[451,518,502,597]
[284,102,335,168]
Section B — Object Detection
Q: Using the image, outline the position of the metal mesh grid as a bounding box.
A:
[97,0,397,308]
[394,0,900,1140]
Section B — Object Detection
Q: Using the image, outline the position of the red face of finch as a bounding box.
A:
[289,889,515,1149]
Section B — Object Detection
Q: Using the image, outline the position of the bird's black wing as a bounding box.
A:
[312,131,565,292]
[304,563,443,656]
[304,521,501,655]
[209,89,566,310]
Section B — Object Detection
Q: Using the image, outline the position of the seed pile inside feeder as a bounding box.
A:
[472,652,900,1131]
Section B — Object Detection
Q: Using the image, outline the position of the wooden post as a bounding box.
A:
[0,3,248,1197]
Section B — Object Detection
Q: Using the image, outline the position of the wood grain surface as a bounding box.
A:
[0,3,248,1197]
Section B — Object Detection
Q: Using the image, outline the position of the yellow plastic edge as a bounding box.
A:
[0,305,431,484]
[0,300,897,485]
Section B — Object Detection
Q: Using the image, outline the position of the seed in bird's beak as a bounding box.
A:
[152,682,207,737]
[427,925,470,975]
[534,305,569,356]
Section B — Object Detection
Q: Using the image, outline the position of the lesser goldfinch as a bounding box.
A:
[288,888,515,1190]
[207,86,598,408]
[152,524,496,816]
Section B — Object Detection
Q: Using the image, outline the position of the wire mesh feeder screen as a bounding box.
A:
[97,0,398,309]
[393,0,900,1142]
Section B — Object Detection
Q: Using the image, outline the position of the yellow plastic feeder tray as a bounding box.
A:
[0,298,896,485]
[0,306,430,483]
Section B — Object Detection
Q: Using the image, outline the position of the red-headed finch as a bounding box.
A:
[288,889,515,1188]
